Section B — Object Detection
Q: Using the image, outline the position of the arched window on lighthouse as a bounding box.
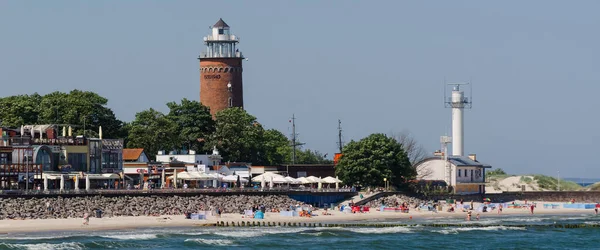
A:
[228,97,233,107]
[227,82,232,92]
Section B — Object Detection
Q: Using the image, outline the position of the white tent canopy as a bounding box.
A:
[222,175,249,183]
[296,177,310,184]
[271,175,289,184]
[321,176,342,184]
[284,176,299,184]
[306,176,322,183]
[252,172,284,182]
[168,171,215,180]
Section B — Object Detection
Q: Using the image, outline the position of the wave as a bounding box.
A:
[0,242,84,250]
[100,233,158,240]
[211,227,306,238]
[436,226,526,235]
[340,226,414,234]
[185,239,235,246]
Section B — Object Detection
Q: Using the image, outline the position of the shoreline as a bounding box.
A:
[0,205,596,235]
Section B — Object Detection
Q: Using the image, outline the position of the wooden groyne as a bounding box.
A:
[212,221,600,229]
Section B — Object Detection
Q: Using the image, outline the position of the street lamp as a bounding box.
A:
[383,177,387,191]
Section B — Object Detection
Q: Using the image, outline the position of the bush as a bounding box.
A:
[487,168,507,176]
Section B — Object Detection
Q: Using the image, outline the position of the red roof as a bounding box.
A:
[123,148,144,161]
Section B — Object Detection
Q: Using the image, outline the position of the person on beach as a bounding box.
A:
[595,203,600,215]
[530,204,535,214]
[498,204,503,214]
[82,212,89,225]
[466,210,472,221]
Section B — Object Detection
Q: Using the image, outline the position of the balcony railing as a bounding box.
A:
[204,35,239,42]
[199,51,244,59]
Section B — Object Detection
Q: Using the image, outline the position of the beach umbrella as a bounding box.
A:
[269,176,274,189]
[336,176,340,190]
[318,181,322,190]
[85,175,90,191]
[31,126,35,138]
[252,172,284,182]
[74,175,79,190]
[261,176,266,190]
[62,126,66,137]
[322,176,342,184]
[60,175,65,191]
[296,177,310,184]
[272,175,289,184]
[68,126,72,137]
[306,176,322,183]
[99,126,103,139]
[43,174,48,190]
[284,176,297,183]
[21,125,24,136]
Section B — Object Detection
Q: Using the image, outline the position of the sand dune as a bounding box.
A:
[486,175,543,193]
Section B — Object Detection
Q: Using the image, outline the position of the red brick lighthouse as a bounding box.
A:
[199,18,245,117]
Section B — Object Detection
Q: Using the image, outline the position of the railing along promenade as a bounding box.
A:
[0,187,355,197]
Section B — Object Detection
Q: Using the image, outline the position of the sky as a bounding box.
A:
[1,1,599,178]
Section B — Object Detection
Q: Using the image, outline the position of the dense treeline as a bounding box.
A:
[0,90,330,166]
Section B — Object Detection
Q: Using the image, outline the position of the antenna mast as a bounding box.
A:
[337,119,343,153]
[290,114,305,165]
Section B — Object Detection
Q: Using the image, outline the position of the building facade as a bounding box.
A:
[0,125,123,190]
[414,154,491,194]
[199,18,245,117]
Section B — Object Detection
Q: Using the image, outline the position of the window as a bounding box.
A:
[471,169,474,178]
[224,68,229,73]
[0,153,7,164]
[228,97,233,107]
[68,153,87,172]
[218,29,224,35]
[458,169,461,177]
[465,169,468,177]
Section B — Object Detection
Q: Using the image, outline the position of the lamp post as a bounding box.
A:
[383,178,387,191]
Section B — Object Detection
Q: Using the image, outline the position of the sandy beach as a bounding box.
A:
[0,201,594,234]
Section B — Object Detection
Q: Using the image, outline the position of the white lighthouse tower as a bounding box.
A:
[445,82,472,156]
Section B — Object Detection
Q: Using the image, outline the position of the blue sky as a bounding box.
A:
[1,1,599,177]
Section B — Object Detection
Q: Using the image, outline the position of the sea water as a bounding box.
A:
[1,214,599,249]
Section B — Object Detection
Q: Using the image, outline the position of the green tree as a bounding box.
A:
[294,148,333,164]
[0,94,42,127]
[126,108,178,160]
[166,98,214,152]
[335,133,414,187]
[0,90,125,138]
[263,129,290,165]
[206,108,266,164]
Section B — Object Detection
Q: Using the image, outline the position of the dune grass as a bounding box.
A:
[533,175,582,191]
